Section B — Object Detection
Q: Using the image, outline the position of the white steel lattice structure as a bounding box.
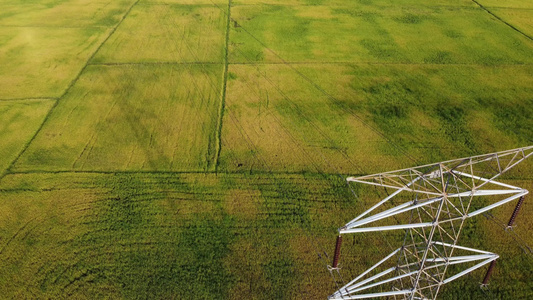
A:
[329,146,533,300]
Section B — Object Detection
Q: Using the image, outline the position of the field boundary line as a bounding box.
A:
[471,0,533,41]
[479,6,533,11]
[0,24,109,29]
[1,0,141,178]
[213,0,232,173]
[0,97,58,102]
[2,169,367,177]
[229,61,533,67]
[88,61,224,66]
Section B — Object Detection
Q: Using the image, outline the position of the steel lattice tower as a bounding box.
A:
[329,146,533,300]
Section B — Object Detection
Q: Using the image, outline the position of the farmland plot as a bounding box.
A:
[476,0,533,9]
[487,8,533,37]
[0,27,110,99]
[0,0,136,27]
[229,3,533,64]
[0,172,352,299]
[232,0,476,6]
[218,64,405,175]
[141,0,228,4]
[219,61,533,174]
[92,3,227,64]
[13,64,224,172]
[0,100,54,175]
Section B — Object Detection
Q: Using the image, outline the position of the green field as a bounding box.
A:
[0,0,532,298]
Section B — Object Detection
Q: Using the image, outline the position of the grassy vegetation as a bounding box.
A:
[0,173,531,298]
[0,100,54,174]
[488,8,533,37]
[0,0,136,27]
[477,0,533,9]
[219,64,405,174]
[91,3,227,64]
[14,64,224,172]
[229,2,533,64]
[0,173,351,298]
[0,0,532,298]
[219,63,533,174]
[0,26,111,99]
[0,0,139,99]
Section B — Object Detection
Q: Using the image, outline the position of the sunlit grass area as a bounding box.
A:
[14,64,224,172]
[0,100,54,174]
[0,26,110,99]
[92,3,227,64]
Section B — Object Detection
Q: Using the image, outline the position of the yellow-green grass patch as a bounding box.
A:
[490,8,533,37]
[13,64,224,172]
[0,100,54,175]
[141,0,228,4]
[477,0,533,9]
[0,0,135,27]
[0,26,111,99]
[218,64,406,175]
[232,0,476,7]
[229,4,533,64]
[92,3,227,64]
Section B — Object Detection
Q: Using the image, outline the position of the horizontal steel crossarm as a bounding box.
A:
[452,171,523,190]
[339,190,528,234]
[344,176,421,226]
[332,248,401,298]
[432,241,493,254]
[413,255,499,279]
[344,196,443,230]
[468,190,529,217]
[341,222,434,234]
[442,255,499,284]
[448,189,525,197]
[347,176,443,197]
[398,254,498,271]
[394,254,495,287]
[347,270,419,294]
[329,290,412,300]
[345,146,533,192]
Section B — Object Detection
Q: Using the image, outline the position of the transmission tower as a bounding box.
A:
[329,146,533,299]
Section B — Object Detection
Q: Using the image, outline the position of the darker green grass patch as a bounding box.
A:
[394,13,426,24]
[363,79,417,133]
[66,174,237,298]
[424,51,454,64]
[258,177,311,228]
[476,97,533,143]
[262,257,296,299]
[360,39,401,60]
[434,103,478,154]
[173,214,236,299]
